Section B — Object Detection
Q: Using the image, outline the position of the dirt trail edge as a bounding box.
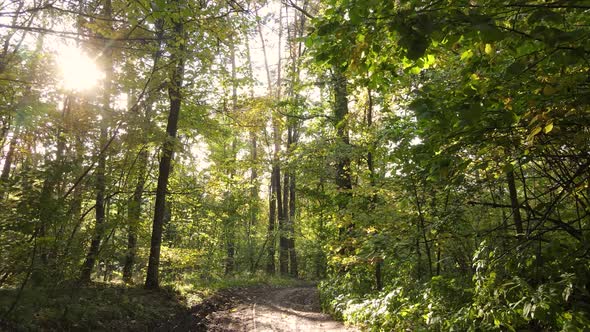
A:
[170,286,357,332]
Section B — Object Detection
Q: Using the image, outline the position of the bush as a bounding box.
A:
[319,241,590,331]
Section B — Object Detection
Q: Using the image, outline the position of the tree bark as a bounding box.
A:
[224,139,237,275]
[366,87,382,290]
[123,147,147,283]
[288,153,298,277]
[258,4,280,275]
[248,130,258,272]
[507,169,524,237]
[79,0,112,284]
[412,184,433,279]
[0,133,17,194]
[124,15,163,283]
[283,4,307,278]
[145,9,185,289]
[332,68,353,252]
[280,167,289,275]
[267,177,276,274]
[245,32,258,273]
[333,69,352,195]
[224,35,238,276]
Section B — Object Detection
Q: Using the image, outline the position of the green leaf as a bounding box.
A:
[460,49,474,60]
[527,9,563,25]
[349,7,362,25]
[527,126,542,142]
[542,85,557,96]
[544,122,553,134]
[304,36,314,49]
[505,61,524,76]
[406,35,429,60]
[478,24,505,43]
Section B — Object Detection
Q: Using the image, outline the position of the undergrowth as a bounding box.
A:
[0,273,306,331]
[319,242,590,331]
[0,283,185,331]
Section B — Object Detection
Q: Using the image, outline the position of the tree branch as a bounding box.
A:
[283,0,314,19]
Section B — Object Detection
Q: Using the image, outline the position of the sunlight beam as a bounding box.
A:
[57,46,104,91]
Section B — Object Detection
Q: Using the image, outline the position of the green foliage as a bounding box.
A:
[320,275,471,331]
[306,0,590,330]
[0,284,186,331]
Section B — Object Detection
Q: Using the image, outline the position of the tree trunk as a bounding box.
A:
[284,5,307,278]
[37,97,69,275]
[0,0,26,73]
[274,4,288,276]
[280,168,289,275]
[332,68,353,251]
[333,69,352,196]
[266,178,276,274]
[288,160,298,277]
[79,126,108,283]
[224,138,237,275]
[248,130,258,272]
[145,12,185,289]
[123,147,147,283]
[79,0,112,284]
[366,87,382,290]
[413,184,433,279]
[245,32,258,273]
[224,36,238,276]
[507,169,524,237]
[124,16,163,282]
[260,4,283,276]
[316,179,327,278]
[436,246,441,276]
[283,125,298,277]
[0,133,17,195]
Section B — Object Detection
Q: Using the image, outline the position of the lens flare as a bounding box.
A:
[57,46,103,91]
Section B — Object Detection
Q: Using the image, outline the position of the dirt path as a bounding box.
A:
[203,286,356,332]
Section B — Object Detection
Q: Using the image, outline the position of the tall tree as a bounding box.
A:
[256,9,278,275]
[244,32,259,273]
[145,0,186,289]
[79,0,114,284]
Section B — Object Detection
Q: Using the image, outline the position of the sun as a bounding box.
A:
[57,46,104,91]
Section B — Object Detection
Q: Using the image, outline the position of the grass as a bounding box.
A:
[171,272,314,306]
[0,282,186,331]
[0,273,314,331]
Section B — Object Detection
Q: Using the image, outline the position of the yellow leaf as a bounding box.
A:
[485,43,494,55]
[527,126,542,142]
[530,127,542,137]
[544,122,553,134]
[366,226,377,234]
[503,97,512,110]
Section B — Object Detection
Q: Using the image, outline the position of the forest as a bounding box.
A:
[0,0,589,330]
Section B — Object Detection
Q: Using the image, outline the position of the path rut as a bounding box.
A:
[205,286,356,332]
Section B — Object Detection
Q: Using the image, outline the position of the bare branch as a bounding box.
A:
[283,0,314,19]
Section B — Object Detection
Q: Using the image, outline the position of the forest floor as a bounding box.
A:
[0,279,355,331]
[170,285,356,331]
